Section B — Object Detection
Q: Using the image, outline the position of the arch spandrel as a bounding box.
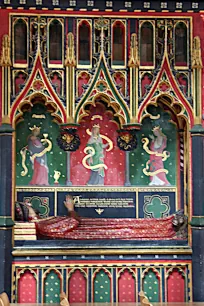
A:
[10,55,66,125]
[75,52,130,127]
[138,56,194,127]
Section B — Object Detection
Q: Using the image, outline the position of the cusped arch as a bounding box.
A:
[138,56,194,126]
[142,267,161,302]
[76,93,127,127]
[67,268,87,303]
[155,94,190,130]
[92,267,112,303]
[43,268,62,303]
[117,268,137,303]
[17,269,37,303]
[13,93,63,126]
[10,56,67,124]
[166,267,186,302]
[139,92,192,129]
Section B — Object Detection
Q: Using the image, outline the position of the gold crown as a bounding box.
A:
[152,125,160,131]
[29,125,41,132]
[93,124,100,128]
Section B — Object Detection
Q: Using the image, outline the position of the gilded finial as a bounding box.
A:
[0,34,12,67]
[128,33,139,67]
[192,36,203,68]
[65,32,76,67]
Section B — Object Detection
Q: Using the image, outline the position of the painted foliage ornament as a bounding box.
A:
[57,127,80,151]
[117,129,137,151]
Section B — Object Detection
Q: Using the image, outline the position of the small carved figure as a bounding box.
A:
[172,211,188,239]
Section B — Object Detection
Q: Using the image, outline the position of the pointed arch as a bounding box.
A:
[166,267,186,302]
[78,20,91,66]
[14,97,66,187]
[78,93,125,127]
[92,268,112,303]
[10,56,66,124]
[140,21,154,67]
[139,95,190,212]
[43,269,62,303]
[142,267,161,302]
[13,18,28,66]
[75,56,130,125]
[138,57,194,126]
[175,21,188,67]
[112,20,126,66]
[117,268,136,303]
[67,268,87,303]
[48,19,63,65]
[17,269,37,303]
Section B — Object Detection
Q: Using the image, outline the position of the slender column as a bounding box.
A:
[190,36,204,301]
[192,36,203,125]
[128,33,139,123]
[0,34,12,124]
[65,33,76,123]
[124,151,131,186]
[0,34,14,299]
[190,125,204,301]
[66,151,72,186]
[0,123,15,298]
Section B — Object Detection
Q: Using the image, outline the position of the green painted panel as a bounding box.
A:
[130,106,177,186]
[143,269,160,302]
[44,270,61,303]
[16,103,66,186]
[94,270,111,303]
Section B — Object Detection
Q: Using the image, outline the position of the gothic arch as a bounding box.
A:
[14,93,63,126]
[138,57,194,126]
[10,56,67,124]
[76,93,126,128]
